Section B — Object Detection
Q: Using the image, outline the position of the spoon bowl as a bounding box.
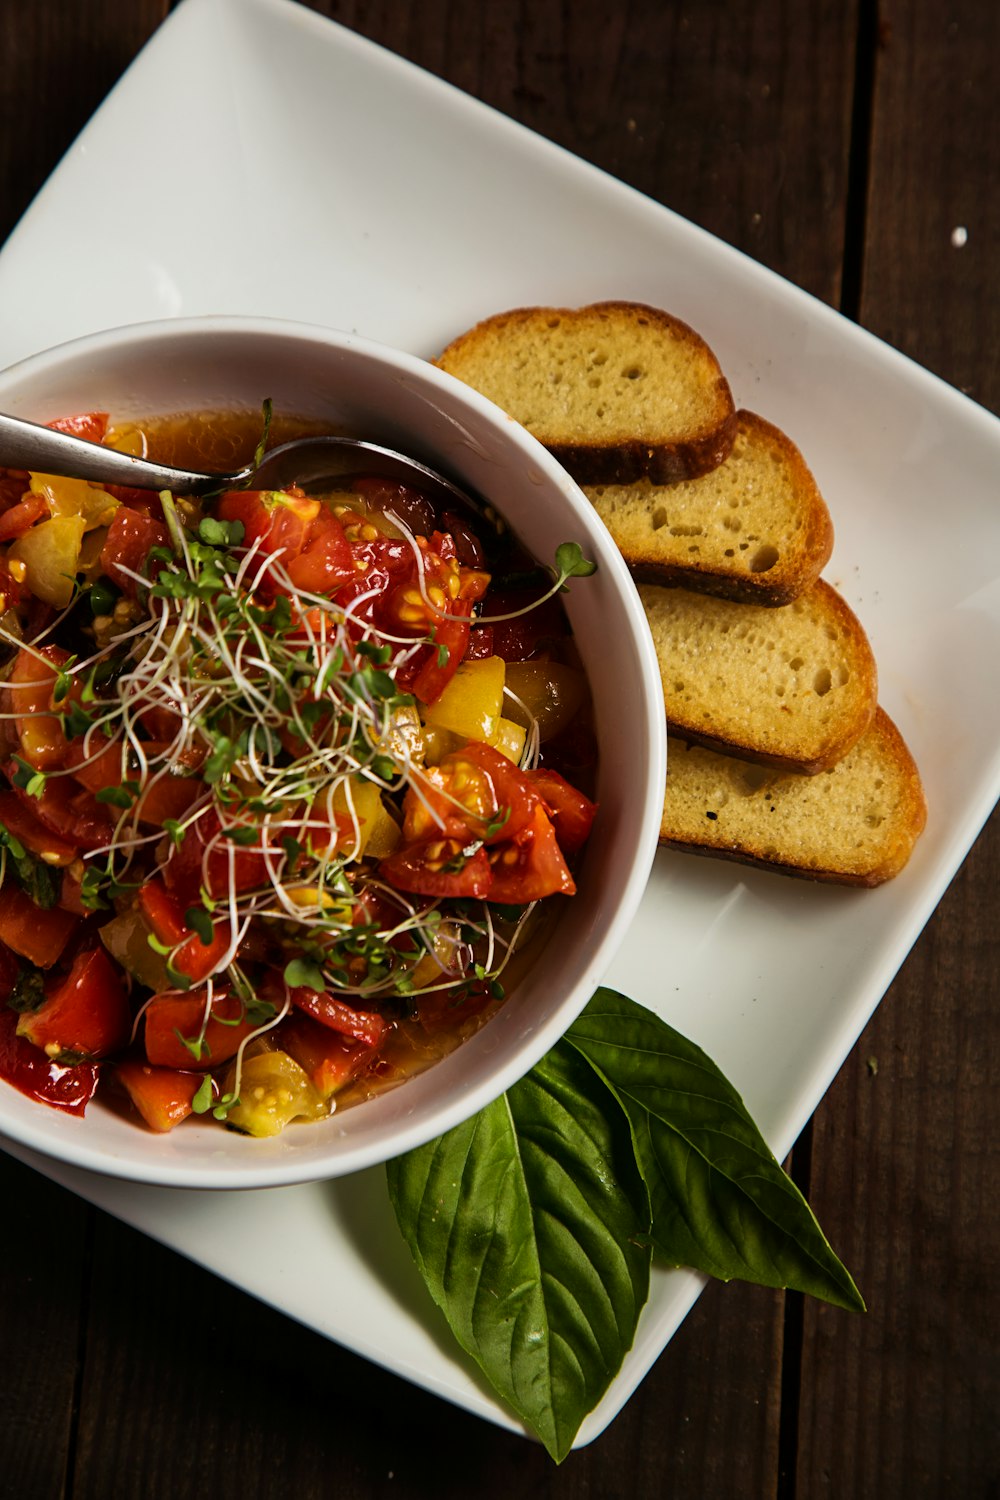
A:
[0,410,482,512]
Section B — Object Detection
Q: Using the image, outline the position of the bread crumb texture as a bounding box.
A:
[641,578,878,772]
[585,411,833,604]
[436,301,735,455]
[661,708,926,885]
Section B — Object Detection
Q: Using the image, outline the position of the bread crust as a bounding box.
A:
[592,411,834,605]
[436,301,738,483]
[643,578,879,774]
[659,709,927,886]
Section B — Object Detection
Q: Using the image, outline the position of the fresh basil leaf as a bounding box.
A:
[566,988,864,1313]
[386,1039,650,1462]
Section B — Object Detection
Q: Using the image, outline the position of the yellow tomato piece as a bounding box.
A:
[225,1052,326,1138]
[490,716,527,764]
[8,515,87,607]
[362,801,401,860]
[327,776,394,860]
[29,473,120,532]
[503,661,587,742]
[420,723,464,765]
[422,656,505,742]
[409,921,469,989]
[103,422,146,457]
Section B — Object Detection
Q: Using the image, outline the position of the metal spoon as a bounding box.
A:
[0,409,482,513]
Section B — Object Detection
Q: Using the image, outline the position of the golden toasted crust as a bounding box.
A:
[436,301,738,484]
[641,578,878,774]
[585,411,834,606]
[659,708,927,885]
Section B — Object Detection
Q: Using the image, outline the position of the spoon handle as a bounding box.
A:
[0,411,243,495]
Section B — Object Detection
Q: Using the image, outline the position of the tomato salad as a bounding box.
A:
[0,411,597,1137]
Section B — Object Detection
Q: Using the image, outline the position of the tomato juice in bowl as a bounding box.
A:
[0,317,665,1188]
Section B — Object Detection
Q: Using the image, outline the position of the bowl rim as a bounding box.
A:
[0,314,666,1187]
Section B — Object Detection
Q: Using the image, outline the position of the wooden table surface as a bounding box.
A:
[1,3,997,1497]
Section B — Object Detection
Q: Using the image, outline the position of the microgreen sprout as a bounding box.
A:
[0,467,596,1116]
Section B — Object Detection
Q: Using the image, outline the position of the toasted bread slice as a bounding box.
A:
[660,708,926,885]
[436,301,737,484]
[584,410,834,606]
[640,578,878,773]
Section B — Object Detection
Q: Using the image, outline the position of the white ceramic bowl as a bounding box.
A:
[0,316,665,1188]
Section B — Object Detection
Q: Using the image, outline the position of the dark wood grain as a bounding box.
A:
[0,2,997,1497]
[324,0,859,305]
[0,1158,91,1500]
[795,2,1000,1495]
[798,821,1000,1499]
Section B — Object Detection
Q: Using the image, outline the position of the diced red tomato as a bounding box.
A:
[16,947,130,1061]
[279,1010,376,1099]
[0,492,48,543]
[47,412,109,443]
[103,484,162,515]
[57,864,91,917]
[0,787,77,866]
[5,643,72,770]
[400,745,529,847]
[351,478,435,537]
[459,741,543,842]
[0,1006,100,1115]
[0,886,80,967]
[98,507,170,594]
[116,1059,204,1131]
[482,585,568,662]
[286,985,387,1047]
[143,990,258,1071]
[408,605,473,704]
[285,509,355,595]
[15,774,112,853]
[463,623,494,660]
[133,772,201,828]
[217,489,319,553]
[528,767,598,855]
[0,942,19,1002]
[64,732,123,795]
[487,803,576,903]
[380,838,492,899]
[162,810,270,904]
[138,878,231,983]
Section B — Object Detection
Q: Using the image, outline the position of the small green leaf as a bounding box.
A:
[554,541,597,581]
[11,758,46,799]
[386,1039,650,1462]
[184,905,215,946]
[566,989,865,1313]
[96,782,139,808]
[198,516,245,548]
[283,958,326,992]
[191,1076,214,1114]
[221,825,259,846]
[0,823,26,862]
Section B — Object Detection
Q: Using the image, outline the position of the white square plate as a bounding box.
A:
[2,0,999,1447]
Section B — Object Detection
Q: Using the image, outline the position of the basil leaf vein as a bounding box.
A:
[566,988,864,1313]
[386,1039,650,1462]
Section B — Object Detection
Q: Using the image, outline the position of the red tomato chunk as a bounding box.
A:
[0,416,598,1138]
